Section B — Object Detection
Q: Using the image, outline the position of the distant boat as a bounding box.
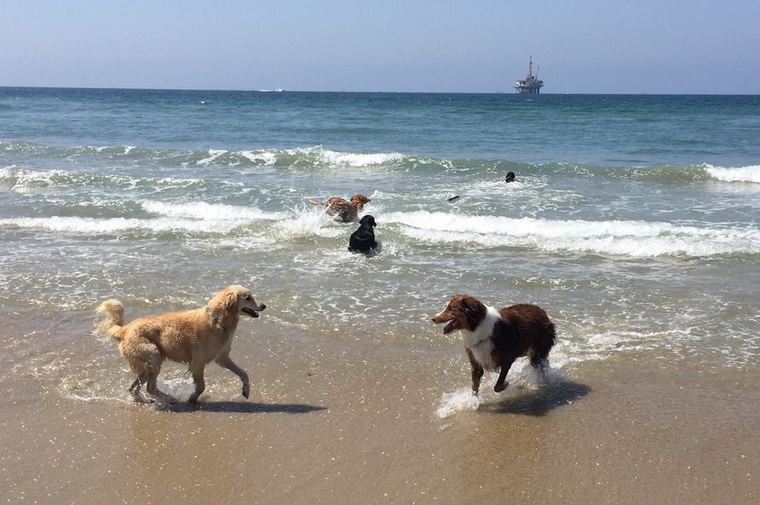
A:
[258,88,285,93]
[514,57,544,94]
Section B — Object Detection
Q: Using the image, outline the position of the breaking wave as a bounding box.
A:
[384,211,760,258]
[0,201,290,236]
[4,141,759,184]
[704,164,760,184]
[0,141,421,170]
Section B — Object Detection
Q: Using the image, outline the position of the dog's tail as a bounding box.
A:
[94,299,126,341]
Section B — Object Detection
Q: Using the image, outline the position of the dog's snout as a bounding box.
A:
[260,304,267,310]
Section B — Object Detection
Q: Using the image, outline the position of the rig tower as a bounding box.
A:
[515,57,544,94]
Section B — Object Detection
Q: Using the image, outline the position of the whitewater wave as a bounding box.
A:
[0,216,244,235]
[4,205,759,258]
[0,166,215,193]
[4,140,760,183]
[704,164,760,184]
[1,141,431,170]
[0,200,290,236]
[141,200,289,221]
[384,211,760,258]
[317,149,405,167]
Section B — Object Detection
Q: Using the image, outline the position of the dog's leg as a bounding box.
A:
[124,341,166,403]
[128,377,141,393]
[466,349,484,396]
[494,357,516,393]
[145,368,177,405]
[128,376,143,402]
[535,359,550,384]
[128,373,154,403]
[529,349,550,385]
[216,355,250,399]
[188,364,205,404]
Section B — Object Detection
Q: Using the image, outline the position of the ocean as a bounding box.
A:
[1,87,759,504]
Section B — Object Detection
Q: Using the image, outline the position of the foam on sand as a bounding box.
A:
[436,362,565,418]
[437,388,481,418]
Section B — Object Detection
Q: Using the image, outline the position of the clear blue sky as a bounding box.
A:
[3,0,759,93]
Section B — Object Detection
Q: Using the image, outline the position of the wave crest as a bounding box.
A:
[704,164,760,183]
[384,211,760,258]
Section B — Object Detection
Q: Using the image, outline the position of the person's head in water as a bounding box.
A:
[505,171,516,183]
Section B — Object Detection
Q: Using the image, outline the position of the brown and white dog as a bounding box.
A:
[308,193,371,222]
[432,294,555,395]
[95,285,266,404]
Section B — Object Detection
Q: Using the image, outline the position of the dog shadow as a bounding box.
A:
[157,401,327,414]
[480,380,591,417]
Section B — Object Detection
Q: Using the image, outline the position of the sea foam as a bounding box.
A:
[141,200,289,221]
[0,200,289,235]
[384,211,760,258]
[437,388,481,418]
[704,164,760,183]
[318,149,404,167]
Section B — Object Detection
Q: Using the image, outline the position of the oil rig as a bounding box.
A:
[514,57,544,94]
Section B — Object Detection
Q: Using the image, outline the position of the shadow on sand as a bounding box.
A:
[480,380,591,417]
[158,401,327,414]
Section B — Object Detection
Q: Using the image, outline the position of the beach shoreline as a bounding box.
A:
[2,312,758,505]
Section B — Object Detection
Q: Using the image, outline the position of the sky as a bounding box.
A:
[2,0,759,94]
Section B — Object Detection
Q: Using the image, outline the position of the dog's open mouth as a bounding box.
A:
[443,320,459,334]
[241,308,259,318]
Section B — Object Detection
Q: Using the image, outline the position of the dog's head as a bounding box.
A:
[359,214,376,228]
[350,194,371,209]
[431,294,486,334]
[208,285,266,326]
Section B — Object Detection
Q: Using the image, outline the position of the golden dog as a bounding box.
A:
[95,285,266,404]
[307,193,371,222]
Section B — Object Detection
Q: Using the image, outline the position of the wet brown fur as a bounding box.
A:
[308,193,371,222]
[432,294,555,394]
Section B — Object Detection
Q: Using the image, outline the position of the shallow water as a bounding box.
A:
[2,142,759,369]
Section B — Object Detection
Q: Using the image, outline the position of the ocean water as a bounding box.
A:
[1,88,759,403]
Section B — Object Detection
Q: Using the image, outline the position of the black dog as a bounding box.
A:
[348,215,377,253]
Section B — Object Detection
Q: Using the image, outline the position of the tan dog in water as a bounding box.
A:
[307,193,371,222]
[95,285,266,404]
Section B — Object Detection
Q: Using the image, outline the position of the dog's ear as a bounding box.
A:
[221,290,238,312]
[461,297,486,331]
[208,289,239,328]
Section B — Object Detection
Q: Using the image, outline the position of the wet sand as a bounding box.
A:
[1,313,758,505]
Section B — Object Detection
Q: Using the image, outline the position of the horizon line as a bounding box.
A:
[1,85,758,96]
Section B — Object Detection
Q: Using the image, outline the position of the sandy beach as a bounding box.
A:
[2,310,758,505]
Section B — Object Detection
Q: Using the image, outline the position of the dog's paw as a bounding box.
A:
[494,382,508,393]
[161,395,178,405]
[242,385,250,399]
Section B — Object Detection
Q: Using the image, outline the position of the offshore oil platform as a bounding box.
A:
[514,57,544,94]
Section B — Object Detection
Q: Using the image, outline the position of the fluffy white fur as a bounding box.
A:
[461,305,501,371]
